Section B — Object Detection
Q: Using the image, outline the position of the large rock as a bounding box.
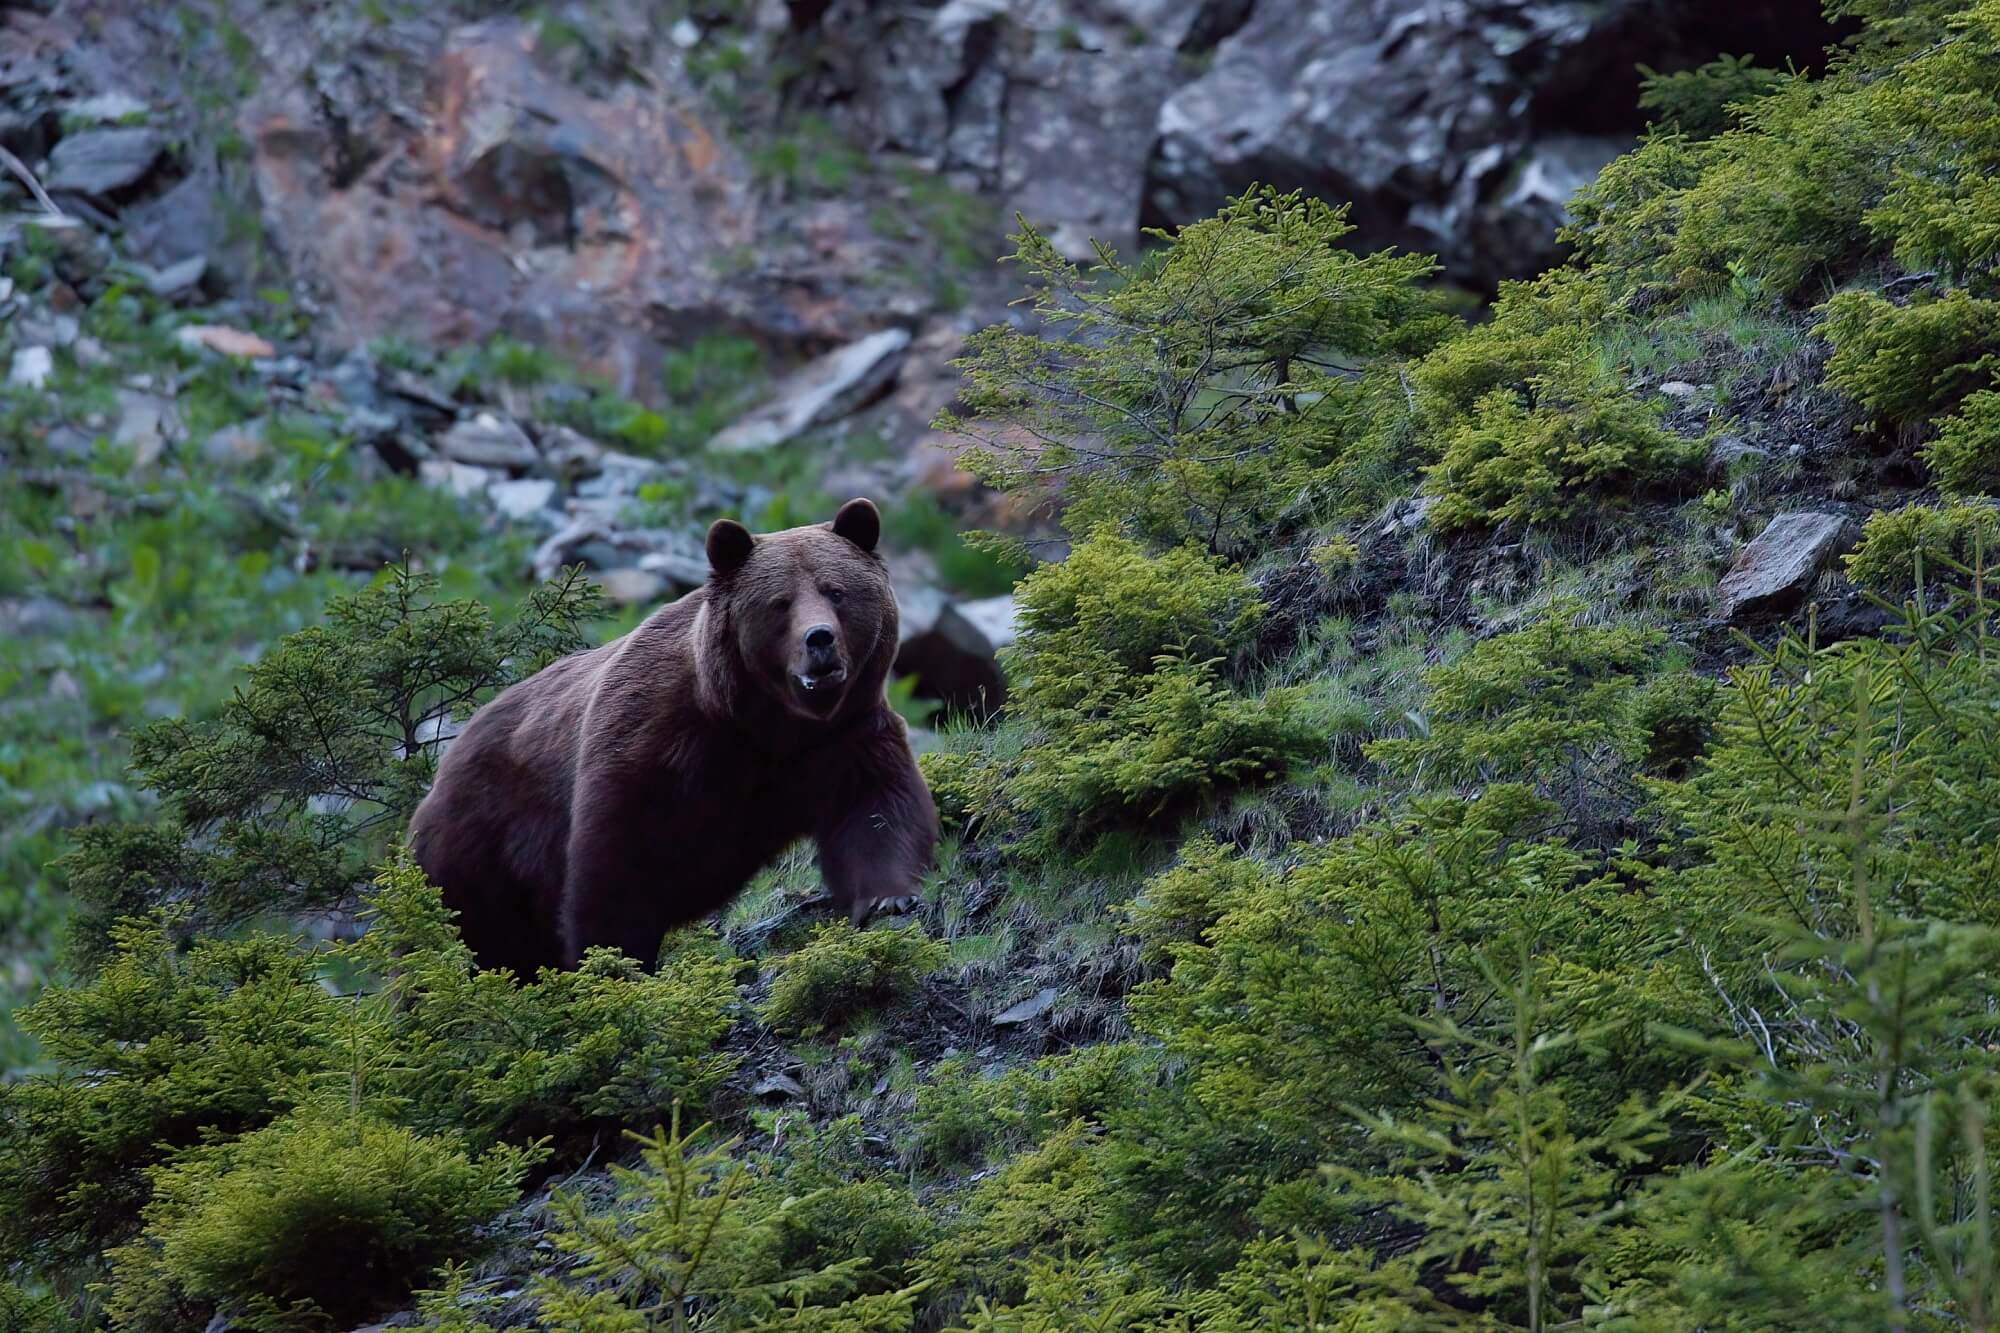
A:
[438,413,537,468]
[894,588,1012,718]
[42,126,163,195]
[1717,512,1857,620]
[711,328,912,451]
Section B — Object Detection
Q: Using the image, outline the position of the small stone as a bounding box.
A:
[113,389,180,466]
[439,412,538,468]
[175,324,277,359]
[8,346,53,390]
[43,127,164,194]
[575,450,667,498]
[64,92,150,124]
[145,255,207,301]
[1706,434,1768,474]
[419,459,501,498]
[17,312,79,347]
[670,16,702,46]
[1658,380,1700,399]
[939,595,1017,658]
[752,1072,806,1099]
[596,567,669,606]
[202,422,269,466]
[488,477,559,520]
[636,547,711,589]
[993,987,1058,1027]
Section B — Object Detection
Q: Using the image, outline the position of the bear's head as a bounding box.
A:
[703,497,898,723]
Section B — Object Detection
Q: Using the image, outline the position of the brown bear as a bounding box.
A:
[407,497,938,975]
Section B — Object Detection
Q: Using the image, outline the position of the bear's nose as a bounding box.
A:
[804,624,836,654]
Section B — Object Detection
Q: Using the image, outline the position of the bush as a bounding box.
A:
[346,855,741,1151]
[988,532,1311,849]
[101,1111,537,1332]
[534,1109,924,1330]
[1124,837,1275,964]
[0,920,335,1281]
[1925,388,2000,493]
[54,564,599,962]
[1843,500,2000,594]
[1410,273,1698,531]
[943,186,1443,557]
[1638,54,1787,140]
[759,923,948,1036]
[1819,287,2000,425]
[1367,605,1673,794]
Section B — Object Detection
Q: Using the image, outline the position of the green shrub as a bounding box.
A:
[102,1110,537,1332]
[54,564,598,962]
[1123,836,1275,964]
[1820,287,2000,424]
[1638,54,1787,140]
[0,920,336,1281]
[984,531,1310,849]
[1410,272,1698,531]
[534,1108,924,1330]
[943,187,1442,557]
[1925,387,2000,493]
[759,923,948,1036]
[345,855,741,1151]
[1844,500,2000,593]
[1367,605,1673,792]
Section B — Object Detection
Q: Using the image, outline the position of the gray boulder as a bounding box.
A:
[1717,512,1857,620]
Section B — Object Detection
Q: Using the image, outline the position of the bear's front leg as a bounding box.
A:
[813,718,939,924]
[562,790,678,969]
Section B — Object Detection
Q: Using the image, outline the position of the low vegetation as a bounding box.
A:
[11,1,2000,1328]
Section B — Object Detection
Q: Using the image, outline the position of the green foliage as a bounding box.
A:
[942,187,1443,556]
[0,921,334,1283]
[1412,274,1699,531]
[1319,945,1681,1330]
[881,493,1030,598]
[344,855,742,1150]
[101,1111,536,1332]
[1367,605,1679,795]
[54,564,599,962]
[1843,500,2000,593]
[980,531,1310,849]
[759,923,948,1036]
[1820,287,2000,424]
[1924,387,2000,493]
[533,1107,925,1331]
[1638,54,1787,140]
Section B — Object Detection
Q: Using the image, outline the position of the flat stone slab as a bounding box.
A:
[711,328,910,451]
[44,127,163,194]
[1718,512,1857,620]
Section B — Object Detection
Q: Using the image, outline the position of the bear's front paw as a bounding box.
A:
[849,893,922,925]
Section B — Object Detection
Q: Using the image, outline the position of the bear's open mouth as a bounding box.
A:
[795,667,847,703]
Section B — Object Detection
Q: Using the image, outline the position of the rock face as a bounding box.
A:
[240,18,761,398]
[809,0,1837,289]
[1717,512,1858,620]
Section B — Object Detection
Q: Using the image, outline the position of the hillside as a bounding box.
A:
[9,0,2000,1329]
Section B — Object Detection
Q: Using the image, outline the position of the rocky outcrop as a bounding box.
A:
[807,0,1838,288]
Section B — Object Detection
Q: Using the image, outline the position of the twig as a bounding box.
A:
[0,144,67,219]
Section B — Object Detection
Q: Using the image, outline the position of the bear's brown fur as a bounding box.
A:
[408,498,938,974]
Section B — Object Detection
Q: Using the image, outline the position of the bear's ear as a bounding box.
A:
[706,518,755,576]
[831,497,880,554]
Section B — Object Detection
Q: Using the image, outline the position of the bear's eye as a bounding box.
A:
[769,597,792,614]
[822,586,845,606]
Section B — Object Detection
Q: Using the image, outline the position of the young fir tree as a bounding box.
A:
[55,563,599,962]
